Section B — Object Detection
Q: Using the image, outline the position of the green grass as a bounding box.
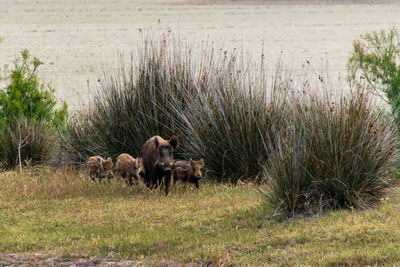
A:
[1,168,400,265]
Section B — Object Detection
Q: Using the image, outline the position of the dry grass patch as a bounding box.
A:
[1,168,400,265]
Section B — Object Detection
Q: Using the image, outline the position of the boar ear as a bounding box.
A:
[154,137,159,148]
[169,135,179,151]
[189,158,193,165]
[199,159,204,166]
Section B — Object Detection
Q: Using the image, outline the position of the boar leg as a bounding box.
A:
[150,167,160,189]
[144,173,152,188]
[164,173,171,195]
[127,175,133,187]
[141,171,150,187]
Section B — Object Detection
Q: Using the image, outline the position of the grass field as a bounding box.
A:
[1,168,400,265]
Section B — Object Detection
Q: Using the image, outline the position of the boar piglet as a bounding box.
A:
[173,159,204,188]
[86,156,113,181]
[116,153,143,186]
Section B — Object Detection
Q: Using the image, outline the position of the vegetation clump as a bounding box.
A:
[348,27,400,125]
[66,38,197,163]
[66,35,284,182]
[264,87,398,217]
[0,49,67,168]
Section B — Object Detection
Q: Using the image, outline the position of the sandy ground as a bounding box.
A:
[0,253,142,266]
[0,0,399,110]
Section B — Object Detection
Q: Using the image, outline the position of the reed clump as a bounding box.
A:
[264,87,398,217]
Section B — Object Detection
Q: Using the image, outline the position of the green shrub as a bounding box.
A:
[0,49,67,127]
[264,87,399,218]
[0,49,67,168]
[347,28,400,125]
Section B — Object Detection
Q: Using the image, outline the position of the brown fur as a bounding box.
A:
[173,159,204,188]
[141,135,179,194]
[116,153,140,186]
[137,157,145,180]
[86,156,113,181]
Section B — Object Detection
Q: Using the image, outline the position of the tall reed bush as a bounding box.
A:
[66,36,198,162]
[66,34,287,182]
[264,87,398,217]
[168,60,290,181]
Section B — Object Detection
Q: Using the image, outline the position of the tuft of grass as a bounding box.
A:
[1,169,400,265]
[264,87,399,218]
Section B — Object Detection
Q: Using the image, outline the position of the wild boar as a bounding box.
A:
[137,157,145,181]
[173,159,204,188]
[141,135,179,195]
[86,156,113,181]
[116,153,140,186]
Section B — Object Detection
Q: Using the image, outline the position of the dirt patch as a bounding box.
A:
[0,254,138,267]
[0,254,205,267]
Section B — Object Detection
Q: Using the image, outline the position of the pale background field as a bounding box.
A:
[0,0,399,109]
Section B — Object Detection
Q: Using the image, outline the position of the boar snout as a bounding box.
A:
[158,162,172,173]
[164,167,172,174]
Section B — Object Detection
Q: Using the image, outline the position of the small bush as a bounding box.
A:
[347,28,400,125]
[264,87,399,217]
[0,119,58,168]
[0,49,67,168]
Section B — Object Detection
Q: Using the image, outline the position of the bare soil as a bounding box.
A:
[0,254,139,267]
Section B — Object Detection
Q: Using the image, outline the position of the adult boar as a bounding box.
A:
[137,157,145,180]
[141,135,179,195]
